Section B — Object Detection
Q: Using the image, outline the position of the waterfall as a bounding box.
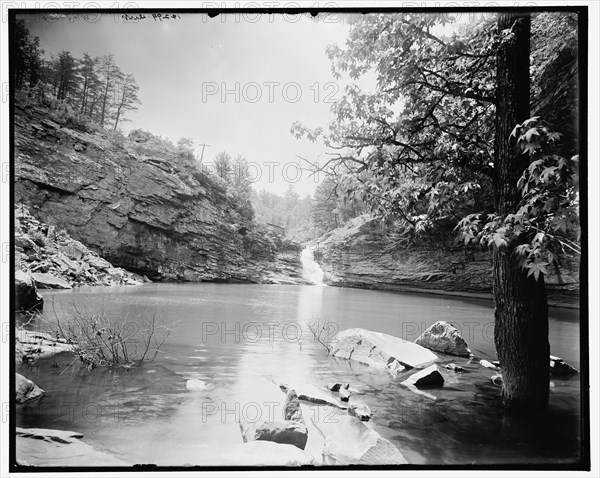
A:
[300,247,326,286]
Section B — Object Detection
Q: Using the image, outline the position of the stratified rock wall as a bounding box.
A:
[312,215,579,305]
[14,100,305,284]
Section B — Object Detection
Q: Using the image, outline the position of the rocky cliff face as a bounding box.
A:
[312,215,580,306]
[14,100,305,284]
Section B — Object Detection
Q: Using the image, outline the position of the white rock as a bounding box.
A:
[331,328,437,370]
[312,415,408,465]
[480,359,499,370]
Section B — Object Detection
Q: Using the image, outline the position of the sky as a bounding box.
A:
[23,12,356,197]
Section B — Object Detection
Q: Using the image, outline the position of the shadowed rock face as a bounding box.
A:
[14,102,305,284]
[15,270,43,312]
[311,215,579,304]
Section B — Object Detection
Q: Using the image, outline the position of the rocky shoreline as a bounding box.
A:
[16,204,145,293]
[15,321,578,467]
[310,215,580,308]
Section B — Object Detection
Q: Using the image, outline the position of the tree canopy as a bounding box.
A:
[292,11,581,411]
[291,12,579,278]
[13,19,141,131]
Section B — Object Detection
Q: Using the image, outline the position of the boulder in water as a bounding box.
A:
[480,359,499,370]
[401,365,445,388]
[326,382,345,392]
[331,328,437,370]
[339,388,351,402]
[312,415,408,465]
[550,355,578,375]
[239,419,308,450]
[414,321,472,357]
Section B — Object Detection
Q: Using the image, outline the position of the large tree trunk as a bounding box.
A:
[493,12,549,412]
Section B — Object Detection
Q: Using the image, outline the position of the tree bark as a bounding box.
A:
[493,12,549,412]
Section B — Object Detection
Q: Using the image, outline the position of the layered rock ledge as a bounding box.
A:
[14,100,306,284]
[311,215,580,306]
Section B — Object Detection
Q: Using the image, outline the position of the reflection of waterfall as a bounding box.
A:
[300,247,326,286]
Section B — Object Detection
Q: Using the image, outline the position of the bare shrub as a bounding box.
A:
[306,321,331,355]
[45,300,174,371]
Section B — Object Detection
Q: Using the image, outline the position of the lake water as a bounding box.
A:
[16,283,582,466]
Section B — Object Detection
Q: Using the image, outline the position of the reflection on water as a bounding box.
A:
[17,284,581,465]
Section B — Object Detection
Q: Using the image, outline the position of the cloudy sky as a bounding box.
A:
[22,12,356,197]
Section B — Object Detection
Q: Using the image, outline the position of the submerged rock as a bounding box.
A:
[402,365,445,388]
[17,427,82,443]
[239,420,308,450]
[16,374,44,404]
[312,415,408,465]
[16,427,129,466]
[275,380,347,409]
[415,321,472,357]
[15,270,44,312]
[331,328,437,371]
[15,329,74,363]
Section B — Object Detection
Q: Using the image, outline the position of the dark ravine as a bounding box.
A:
[311,215,580,307]
[14,98,307,284]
